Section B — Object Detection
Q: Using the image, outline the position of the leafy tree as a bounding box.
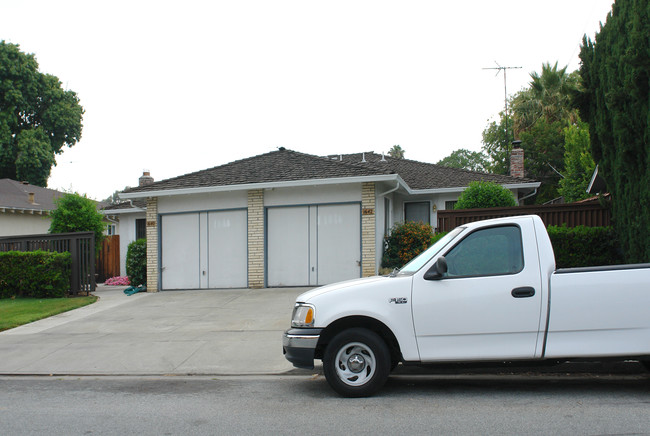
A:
[388,145,405,159]
[437,148,489,172]
[481,111,513,175]
[454,181,517,209]
[578,0,649,263]
[49,193,105,253]
[0,41,84,186]
[482,63,585,203]
[558,122,595,202]
[126,239,147,287]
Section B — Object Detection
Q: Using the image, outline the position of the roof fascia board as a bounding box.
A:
[119,174,403,199]
[101,208,145,215]
[406,181,541,195]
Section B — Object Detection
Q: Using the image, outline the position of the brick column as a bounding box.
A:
[145,197,159,292]
[361,182,376,277]
[247,189,265,288]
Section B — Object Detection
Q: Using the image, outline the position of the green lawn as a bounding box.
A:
[0,296,98,332]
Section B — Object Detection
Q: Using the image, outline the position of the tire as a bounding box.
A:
[322,328,391,397]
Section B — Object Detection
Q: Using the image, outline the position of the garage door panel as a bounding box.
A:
[161,214,200,290]
[317,204,361,285]
[267,207,309,287]
[208,210,247,288]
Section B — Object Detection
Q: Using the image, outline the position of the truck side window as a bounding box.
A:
[444,225,523,278]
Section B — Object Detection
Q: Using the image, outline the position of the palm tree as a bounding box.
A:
[388,145,405,159]
[512,62,581,134]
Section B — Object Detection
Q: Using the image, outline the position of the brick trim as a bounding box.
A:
[361,182,376,277]
[145,197,159,292]
[247,189,264,288]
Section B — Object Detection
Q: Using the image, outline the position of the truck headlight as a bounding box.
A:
[291,303,315,328]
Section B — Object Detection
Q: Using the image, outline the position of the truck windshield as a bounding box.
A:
[397,227,464,275]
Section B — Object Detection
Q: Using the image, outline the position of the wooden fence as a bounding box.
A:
[437,201,610,233]
[0,232,96,295]
[96,235,120,283]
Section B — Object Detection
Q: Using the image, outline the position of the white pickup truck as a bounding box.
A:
[282,215,650,397]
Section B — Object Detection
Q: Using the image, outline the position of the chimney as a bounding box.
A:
[139,170,154,187]
[28,192,35,204]
[510,141,524,178]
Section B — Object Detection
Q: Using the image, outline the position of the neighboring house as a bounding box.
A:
[119,148,539,291]
[0,179,65,237]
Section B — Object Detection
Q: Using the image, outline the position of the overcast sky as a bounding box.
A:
[2,0,614,200]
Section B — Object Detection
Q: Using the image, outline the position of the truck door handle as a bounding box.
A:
[511,287,535,298]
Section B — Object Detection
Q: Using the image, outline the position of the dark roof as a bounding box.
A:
[0,179,65,211]
[331,152,537,189]
[123,148,538,195]
[123,149,394,194]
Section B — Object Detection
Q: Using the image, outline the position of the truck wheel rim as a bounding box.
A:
[334,342,376,386]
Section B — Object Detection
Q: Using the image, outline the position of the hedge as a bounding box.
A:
[0,250,71,299]
[383,224,620,270]
[547,225,621,268]
[126,239,147,287]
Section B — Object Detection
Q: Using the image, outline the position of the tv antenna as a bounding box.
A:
[483,62,522,142]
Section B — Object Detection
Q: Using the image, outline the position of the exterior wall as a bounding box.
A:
[116,212,146,276]
[0,213,52,236]
[263,184,360,206]
[146,197,159,292]
[247,189,264,288]
[157,191,248,213]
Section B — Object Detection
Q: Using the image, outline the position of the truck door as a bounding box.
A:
[412,221,543,361]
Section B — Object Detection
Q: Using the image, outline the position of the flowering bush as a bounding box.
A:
[382,221,434,270]
[104,276,130,286]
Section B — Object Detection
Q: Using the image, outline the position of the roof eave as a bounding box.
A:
[119,174,402,199]
[405,181,540,195]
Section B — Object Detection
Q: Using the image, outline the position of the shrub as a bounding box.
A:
[382,221,434,270]
[455,181,517,209]
[126,239,147,287]
[547,225,621,268]
[0,250,71,298]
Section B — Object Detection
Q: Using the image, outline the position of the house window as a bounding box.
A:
[404,202,430,224]
[384,197,391,237]
[445,200,457,210]
[106,224,116,236]
[136,218,146,240]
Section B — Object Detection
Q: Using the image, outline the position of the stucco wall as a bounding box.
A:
[0,213,52,237]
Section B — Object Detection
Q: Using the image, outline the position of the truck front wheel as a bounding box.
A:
[322,328,391,397]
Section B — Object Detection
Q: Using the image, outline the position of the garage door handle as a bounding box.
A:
[511,287,535,298]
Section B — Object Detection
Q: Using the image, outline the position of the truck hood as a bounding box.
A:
[296,276,389,302]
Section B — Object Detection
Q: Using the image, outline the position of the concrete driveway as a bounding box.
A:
[0,285,311,375]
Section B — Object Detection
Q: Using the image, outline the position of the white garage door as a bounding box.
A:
[161,213,200,290]
[267,204,360,287]
[161,210,247,290]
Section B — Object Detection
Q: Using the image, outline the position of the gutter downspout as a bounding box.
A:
[518,188,537,205]
[378,181,400,197]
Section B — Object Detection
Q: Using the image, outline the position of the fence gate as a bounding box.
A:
[0,232,96,295]
[96,235,120,283]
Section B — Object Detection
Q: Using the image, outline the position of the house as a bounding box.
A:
[0,179,65,237]
[119,148,539,291]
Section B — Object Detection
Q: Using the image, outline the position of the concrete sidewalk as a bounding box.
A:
[0,285,310,375]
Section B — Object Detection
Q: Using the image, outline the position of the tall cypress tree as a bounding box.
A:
[578,0,650,263]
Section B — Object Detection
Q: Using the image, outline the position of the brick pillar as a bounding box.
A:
[510,146,525,178]
[361,182,376,277]
[145,197,159,292]
[247,189,265,288]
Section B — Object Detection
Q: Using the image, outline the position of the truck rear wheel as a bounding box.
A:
[322,328,391,397]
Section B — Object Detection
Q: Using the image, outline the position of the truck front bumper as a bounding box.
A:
[282,328,322,369]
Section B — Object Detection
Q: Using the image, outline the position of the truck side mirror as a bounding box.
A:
[424,256,448,281]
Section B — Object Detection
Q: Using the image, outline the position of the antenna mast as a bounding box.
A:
[483,62,522,142]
